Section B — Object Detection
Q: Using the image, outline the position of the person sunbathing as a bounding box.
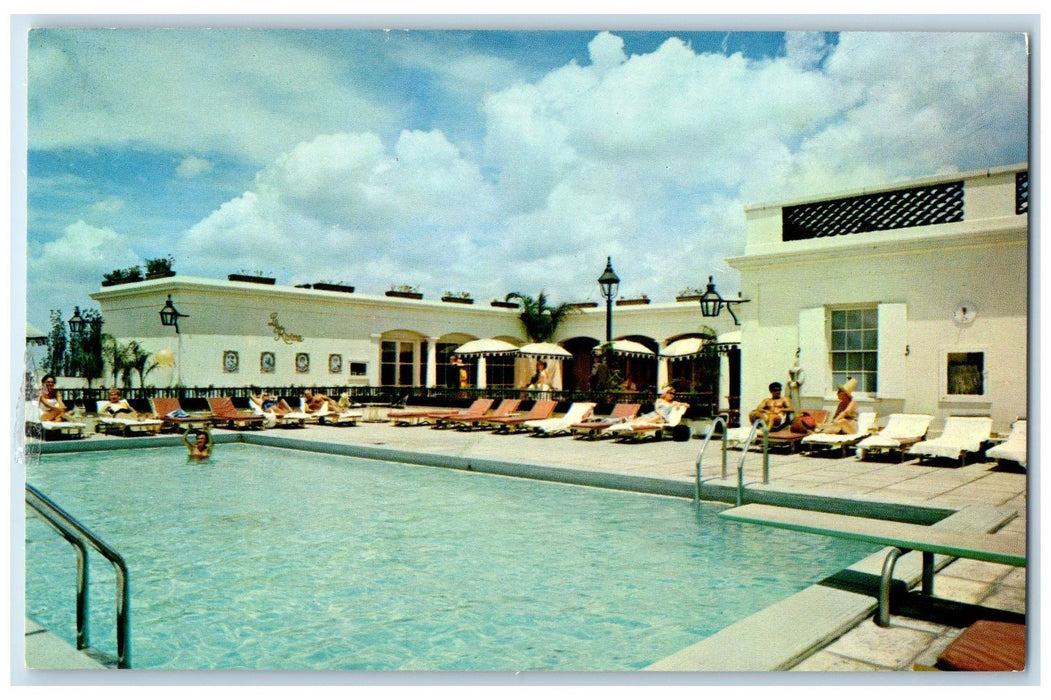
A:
[634,385,686,424]
[250,390,294,415]
[302,389,338,413]
[747,382,794,430]
[38,374,72,422]
[99,388,139,419]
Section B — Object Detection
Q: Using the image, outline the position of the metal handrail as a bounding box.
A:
[734,419,771,507]
[25,484,131,668]
[695,416,729,504]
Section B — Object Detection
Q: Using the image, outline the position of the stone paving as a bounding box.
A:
[24,414,1029,673]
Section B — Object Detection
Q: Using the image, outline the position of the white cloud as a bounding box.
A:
[28,220,140,319]
[28,29,396,161]
[176,156,213,178]
[25,30,1029,327]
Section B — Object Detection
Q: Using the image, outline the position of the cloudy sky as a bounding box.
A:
[19,23,1030,331]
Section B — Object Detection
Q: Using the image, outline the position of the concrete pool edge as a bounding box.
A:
[27,434,1018,673]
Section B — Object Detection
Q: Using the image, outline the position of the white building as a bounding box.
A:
[729,163,1028,428]
[89,162,1027,427]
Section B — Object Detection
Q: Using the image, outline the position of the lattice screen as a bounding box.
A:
[782,181,964,241]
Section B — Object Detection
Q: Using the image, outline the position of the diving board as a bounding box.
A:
[719,503,1025,625]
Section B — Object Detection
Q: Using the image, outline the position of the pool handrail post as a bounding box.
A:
[695,415,729,504]
[25,484,132,668]
[735,418,770,507]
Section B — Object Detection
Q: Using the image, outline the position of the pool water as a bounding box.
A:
[25,444,878,671]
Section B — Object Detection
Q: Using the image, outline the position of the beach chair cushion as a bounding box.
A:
[986,419,1027,467]
[936,620,1025,671]
[907,416,992,460]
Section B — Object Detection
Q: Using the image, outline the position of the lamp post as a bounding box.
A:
[159,295,189,385]
[699,276,750,326]
[67,307,104,387]
[598,257,620,343]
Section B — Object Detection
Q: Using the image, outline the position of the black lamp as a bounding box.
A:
[159,295,188,334]
[598,257,620,342]
[67,306,85,334]
[699,276,750,325]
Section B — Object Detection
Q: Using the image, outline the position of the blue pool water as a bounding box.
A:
[25,444,878,671]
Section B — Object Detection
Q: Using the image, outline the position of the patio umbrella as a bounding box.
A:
[516,342,572,359]
[595,339,655,358]
[26,323,47,346]
[661,337,711,361]
[453,338,518,356]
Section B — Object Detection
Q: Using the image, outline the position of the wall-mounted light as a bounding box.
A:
[159,295,189,334]
[698,276,750,325]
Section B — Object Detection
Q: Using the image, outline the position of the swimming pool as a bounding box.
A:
[25,444,879,671]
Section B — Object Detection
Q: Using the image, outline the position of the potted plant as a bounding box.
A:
[490,299,519,309]
[441,290,473,304]
[568,301,599,309]
[101,265,144,286]
[385,284,423,300]
[145,255,175,279]
[616,293,651,306]
[313,280,355,293]
[676,286,705,302]
[228,269,276,285]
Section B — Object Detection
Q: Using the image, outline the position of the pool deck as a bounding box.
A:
[22,417,1029,675]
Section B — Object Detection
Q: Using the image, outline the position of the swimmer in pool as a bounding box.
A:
[182,425,213,460]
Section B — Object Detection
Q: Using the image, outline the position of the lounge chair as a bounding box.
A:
[484,399,558,433]
[800,411,878,457]
[934,620,1025,671]
[986,419,1027,469]
[570,403,641,439]
[427,398,496,429]
[525,402,596,437]
[300,398,364,426]
[607,402,689,442]
[443,398,520,430]
[94,400,163,437]
[207,397,267,429]
[388,398,492,427]
[763,409,830,452]
[24,402,87,441]
[855,413,933,462]
[907,416,993,466]
[247,398,309,428]
[151,397,213,432]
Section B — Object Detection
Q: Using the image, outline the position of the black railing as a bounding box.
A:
[43,386,720,419]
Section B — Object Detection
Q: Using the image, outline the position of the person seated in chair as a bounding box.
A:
[250,389,294,416]
[815,377,858,435]
[635,385,687,425]
[302,389,338,414]
[38,374,72,422]
[99,387,138,419]
[747,382,794,430]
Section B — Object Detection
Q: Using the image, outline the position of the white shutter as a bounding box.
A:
[798,307,828,398]
[877,303,907,399]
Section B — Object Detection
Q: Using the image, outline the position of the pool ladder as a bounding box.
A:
[695,416,770,507]
[25,484,131,668]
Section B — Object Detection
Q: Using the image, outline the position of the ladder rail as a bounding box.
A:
[695,415,730,503]
[25,484,131,668]
[734,419,771,506]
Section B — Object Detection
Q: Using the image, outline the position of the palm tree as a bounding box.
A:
[503,291,577,342]
[101,334,133,387]
[125,341,155,388]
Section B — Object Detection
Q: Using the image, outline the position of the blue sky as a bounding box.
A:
[19,24,1030,332]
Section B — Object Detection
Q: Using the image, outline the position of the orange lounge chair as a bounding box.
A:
[151,397,212,432]
[485,399,558,433]
[570,403,641,439]
[765,409,830,451]
[431,398,497,429]
[207,396,267,429]
[443,398,521,430]
[935,620,1026,671]
[388,398,491,426]
[608,403,690,442]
